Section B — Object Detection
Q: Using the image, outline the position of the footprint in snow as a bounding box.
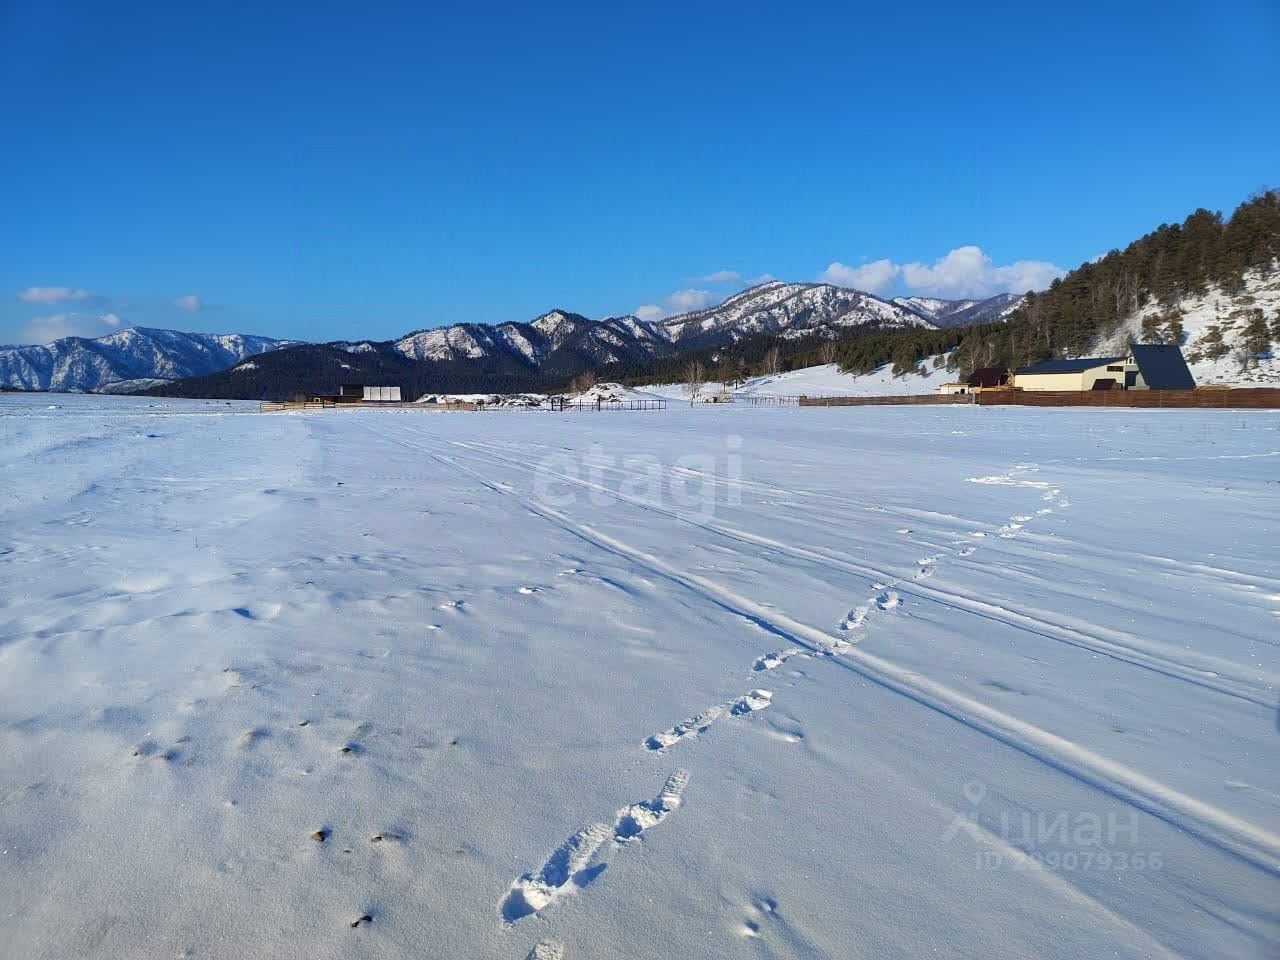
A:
[645,692,772,752]
[527,941,565,960]
[957,546,977,557]
[875,590,901,611]
[753,648,804,671]
[839,605,869,632]
[741,896,781,940]
[613,770,689,842]
[500,824,612,924]
[500,771,689,924]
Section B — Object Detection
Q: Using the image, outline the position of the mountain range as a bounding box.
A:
[0,327,297,393]
[0,283,1022,395]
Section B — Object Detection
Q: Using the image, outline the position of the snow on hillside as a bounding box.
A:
[738,359,956,397]
[1,393,1276,959]
[660,282,932,345]
[644,357,957,401]
[563,382,666,405]
[0,327,295,392]
[1096,267,1280,387]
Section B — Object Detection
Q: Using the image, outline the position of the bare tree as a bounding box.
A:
[818,339,838,365]
[570,369,598,394]
[763,342,783,375]
[683,359,705,399]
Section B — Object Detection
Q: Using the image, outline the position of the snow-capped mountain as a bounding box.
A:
[15,282,1038,398]
[0,327,296,392]
[662,282,933,346]
[385,283,936,368]
[892,293,1025,327]
[388,310,670,369]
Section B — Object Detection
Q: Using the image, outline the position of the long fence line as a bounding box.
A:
[260,398,668,413]
[799,389,1280,409]
[261,389,1280,414]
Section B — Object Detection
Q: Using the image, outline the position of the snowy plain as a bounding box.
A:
[1,394,1278,960]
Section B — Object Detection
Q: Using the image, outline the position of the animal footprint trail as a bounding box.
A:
[645,691,773,752]
[500,771,690,925]
[500,823,612,923]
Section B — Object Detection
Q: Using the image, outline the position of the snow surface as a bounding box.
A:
[1,393,1278,959]
[644,360,958,400]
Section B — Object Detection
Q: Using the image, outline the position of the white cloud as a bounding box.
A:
[821,247,1064,299]
[634,288,717,322]
[667,288,715,312]
[20,312,121,344]
[821,259,900,294]
[173,294,203,312]
[900,247,1063,298]
[17,286,104,305]
[698,270,742,285]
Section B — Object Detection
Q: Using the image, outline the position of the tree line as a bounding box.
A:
[950,189,1279,375]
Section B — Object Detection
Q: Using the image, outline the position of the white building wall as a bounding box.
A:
[1015,361,1132,391]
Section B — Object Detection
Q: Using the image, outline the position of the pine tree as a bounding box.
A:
[1243,309,1272,358]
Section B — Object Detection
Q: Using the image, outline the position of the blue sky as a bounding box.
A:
[2,0,1276,345]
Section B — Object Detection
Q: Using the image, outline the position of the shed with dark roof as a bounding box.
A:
[967,367,1009,389]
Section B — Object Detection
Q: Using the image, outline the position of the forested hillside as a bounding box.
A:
[951,190,1280,374]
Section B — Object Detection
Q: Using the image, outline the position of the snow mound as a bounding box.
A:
[563,382,665,406]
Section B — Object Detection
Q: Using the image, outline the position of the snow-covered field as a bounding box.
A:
[2,394,1278,960]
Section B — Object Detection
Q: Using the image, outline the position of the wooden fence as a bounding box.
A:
[261,399,480,412]
[973,388,1280,409]
[797,389,1280,410]
[798,394,974,407]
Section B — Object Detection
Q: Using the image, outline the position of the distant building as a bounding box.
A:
[967,367,1010,389]
[1013,346,1194,391]
[335,383,402,402]
[938,366,1010,395]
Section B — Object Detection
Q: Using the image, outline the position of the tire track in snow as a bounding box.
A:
[375,426,1280,876]
[415,430,1274,707]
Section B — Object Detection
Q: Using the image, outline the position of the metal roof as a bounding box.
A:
[1130,343,1195,389]
[1014,357,1126,375]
